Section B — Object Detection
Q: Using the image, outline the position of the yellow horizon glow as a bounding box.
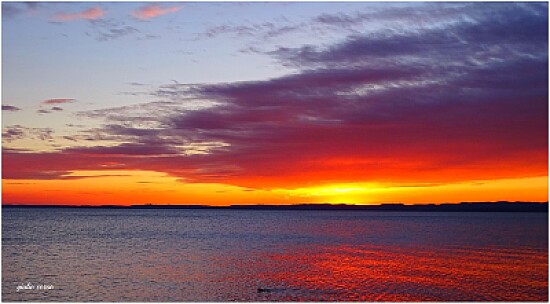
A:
[276,176,548,205]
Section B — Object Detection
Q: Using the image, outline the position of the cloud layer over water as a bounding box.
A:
[3,3,548,189]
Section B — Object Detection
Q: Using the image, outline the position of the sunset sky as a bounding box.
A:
[2,2,548,206]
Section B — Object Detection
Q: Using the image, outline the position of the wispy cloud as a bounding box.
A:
[42,98,75,105]
[2,3,24,19]
[2,125,53,143]
[95,25,139,41]
[51,7,105,23]
[270,5,548,70]
[36,106,65,114]
[130,4,181,21]
[86,19,143,42]
[2,2,40,20]
[199,22,301,41]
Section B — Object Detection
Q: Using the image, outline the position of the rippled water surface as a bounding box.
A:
[2,208,548,301]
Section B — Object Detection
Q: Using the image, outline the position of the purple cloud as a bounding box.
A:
[2,105,21,112]
[37,109,51,114]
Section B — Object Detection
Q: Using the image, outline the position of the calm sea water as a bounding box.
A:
[2,208,548,301]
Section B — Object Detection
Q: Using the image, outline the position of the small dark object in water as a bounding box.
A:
[257,288,271,293]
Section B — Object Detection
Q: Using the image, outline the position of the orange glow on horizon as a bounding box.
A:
[2,170,547,206]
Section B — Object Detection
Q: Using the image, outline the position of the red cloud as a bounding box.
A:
[51,7,105,22]
[131,4,181,20]
[42,98,75,105]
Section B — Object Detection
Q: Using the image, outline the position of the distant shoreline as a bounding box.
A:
[2,202,548,212]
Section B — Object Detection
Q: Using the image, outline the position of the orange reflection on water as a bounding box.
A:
[260,245,548,301]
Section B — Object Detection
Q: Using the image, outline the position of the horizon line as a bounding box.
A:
[3,201,548,212]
